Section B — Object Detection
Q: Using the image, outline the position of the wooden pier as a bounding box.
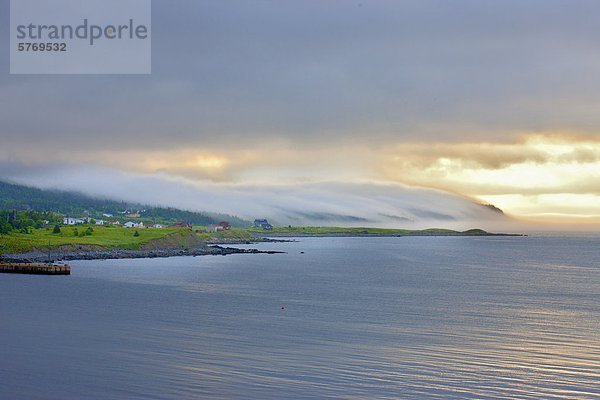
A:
[0,263,70,275]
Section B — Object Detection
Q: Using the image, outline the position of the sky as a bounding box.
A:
[1,0,600,228]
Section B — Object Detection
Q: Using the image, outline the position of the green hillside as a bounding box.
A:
[0,181,249,227]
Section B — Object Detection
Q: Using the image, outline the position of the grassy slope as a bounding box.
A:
[193,227,254,241]
[0,226,256,254]
[0,226,186,253]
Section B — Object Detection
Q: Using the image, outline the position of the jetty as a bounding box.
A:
[0,263,70,275]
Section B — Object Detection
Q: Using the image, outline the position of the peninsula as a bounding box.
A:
[0,224,522,264]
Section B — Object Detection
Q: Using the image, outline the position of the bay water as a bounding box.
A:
[1,235,599,399]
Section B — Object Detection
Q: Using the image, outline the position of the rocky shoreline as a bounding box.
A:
[1,245,285,264]
[0,231,523,264]
[205,237,294,245]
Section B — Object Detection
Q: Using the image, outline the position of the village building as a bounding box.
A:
[207,221,231,232]
[63,217,85,225]
[208,224,224,233]
[217,221,231,230]
[253,219,273,230]
[124,221,144,229]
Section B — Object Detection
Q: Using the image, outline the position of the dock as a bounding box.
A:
[0,263,71,275]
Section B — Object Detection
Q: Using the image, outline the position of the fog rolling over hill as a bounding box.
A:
[0,180,248,227]
[7,168,510,230]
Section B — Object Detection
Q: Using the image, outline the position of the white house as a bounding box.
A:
[150,224,165,229]
[63,217,85,225]
[124,221,145,229]
[208,224,225,233]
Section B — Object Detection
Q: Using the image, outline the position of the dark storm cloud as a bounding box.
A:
[2,0,600,153]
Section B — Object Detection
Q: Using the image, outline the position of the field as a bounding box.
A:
[0,226,195,254]
[193,228,254,241]
[0,225,493,255]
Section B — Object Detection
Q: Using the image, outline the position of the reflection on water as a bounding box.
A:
[1,235,599,399]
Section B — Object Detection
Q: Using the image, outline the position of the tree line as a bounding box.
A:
[0,181,249,227]
[0,210,62,235]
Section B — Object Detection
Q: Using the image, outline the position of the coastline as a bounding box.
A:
[1,244,285,264]
[0,229,524,264]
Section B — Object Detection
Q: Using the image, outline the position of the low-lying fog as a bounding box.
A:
[6,167,520,231]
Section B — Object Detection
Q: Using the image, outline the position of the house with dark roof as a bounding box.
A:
[253,219,273,230]
[217,221,231,230]
[208,221,231,233]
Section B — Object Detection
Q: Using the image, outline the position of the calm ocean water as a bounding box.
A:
[1,235,599,399]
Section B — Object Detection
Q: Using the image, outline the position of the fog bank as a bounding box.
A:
[6,167,512,231]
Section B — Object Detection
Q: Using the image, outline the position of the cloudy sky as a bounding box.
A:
[1,0,600,227]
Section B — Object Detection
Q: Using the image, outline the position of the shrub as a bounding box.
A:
[134,230,140,237]
[52,225,61,234]
[0,221,13,235]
